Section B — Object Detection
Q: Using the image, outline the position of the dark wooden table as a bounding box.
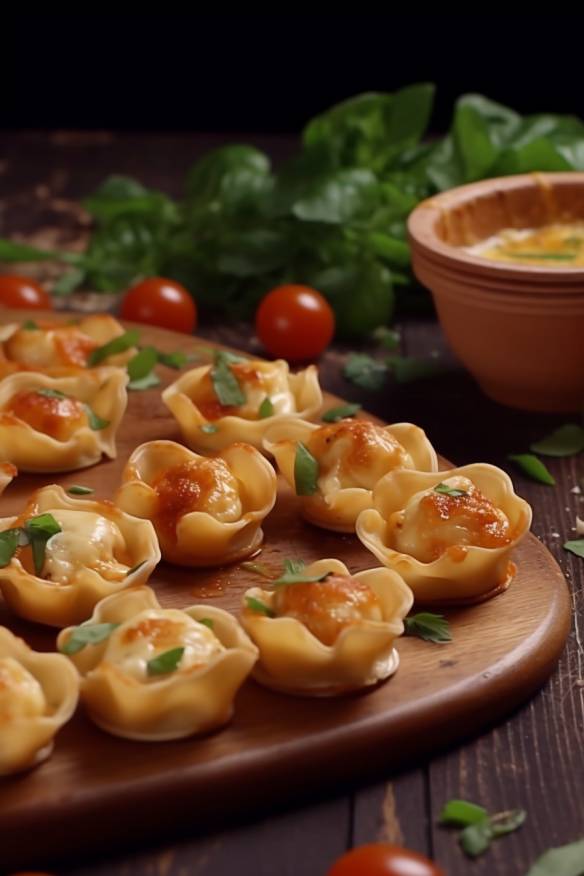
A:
[1,132,583,876]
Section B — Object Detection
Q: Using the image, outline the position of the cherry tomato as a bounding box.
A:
[0,275,51,309]
[255,284,335,361]
[120,277,197,334]
[327,843,444,876]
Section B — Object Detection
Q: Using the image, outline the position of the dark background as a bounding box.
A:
[2,15,584,135]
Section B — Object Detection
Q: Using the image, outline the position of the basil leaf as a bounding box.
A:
[198,618,214,630]
[52,266,85,297]
[24,513,62,576]
[526,839,584,876]
[211,351,246,406]
[489,808,526,838]
[434,482,467,498]
[22,319,39,330]
[322,403,361,423]
[564,540,584,559]
[85,405,110,431]
[158,350,189,369]
[440,799,488,827]
[405,612,452,644]
[508,454,556,486]
[0,238,77,262]
[460,821,493,858]
[0,529,21,567]
[530,424,584,458]
[87,330,140,366]
[147,647,185,677]
[200,423,219,434]
[372,326,400,351]
[126,560,146,576]
[273,569,330,587]
[128,372,161,391]
[241,561,272,579]
[343,353,387,391]
[127,347,158,382]
[258,397,274,419]
[294,443,319,496]
[60,622,120,655]
[245,596,275,617]
[66,485,95,496]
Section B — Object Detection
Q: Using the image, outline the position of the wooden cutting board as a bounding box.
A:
[0,312,572,870]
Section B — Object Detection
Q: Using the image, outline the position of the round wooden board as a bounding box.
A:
[0,311,572,870]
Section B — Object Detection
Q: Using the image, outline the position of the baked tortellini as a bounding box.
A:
[0,626,79,775]
[0,462,16,495]
[0,314,135,377]
[162,353,322,452]
[356,464,532,604]
[115,440,277,566]
[0,368,128,472]
[0,485,160,627]
[264,418,438,532]
[57,587,258,741]
[240,558,413,696]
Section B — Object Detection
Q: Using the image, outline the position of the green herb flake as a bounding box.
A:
[24,513,62,576]
[200,423,219,434]
[440,799,488,827]
[146,646,185,676]
[322,403,362,423]
[128,371,161,391]
[241,561,273,579]
[508,454,556,486]
[272,557,330,587]
[198,618,215,630]
[21,319,39,330]
[258,396,274,419]
[343,354,387,391]
[126,560,146,577]
[245,596,275,617]
[530,424,584,458]
[372,326,400,351]
[434,482,467,498]
[0,529,21,568]
[526,838,584,876]
[405,612,452,644]
[294,442,319,496]
[158,350,189,369]
[66,485,95,496]
[85,405,110,431]
[440,799,526,860]
[88,330,140,367]
[564,540,584,559]
[211,351,246,407]
[460,821,493,858]
[127,346,158,382]
[60,622,120,655]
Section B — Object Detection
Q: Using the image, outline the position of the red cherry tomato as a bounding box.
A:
[327,843,444,876]
[0,275,51,309]
[255,284,335,361]
[120,277,197,334]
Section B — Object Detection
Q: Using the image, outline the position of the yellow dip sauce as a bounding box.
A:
[469,222,584,266]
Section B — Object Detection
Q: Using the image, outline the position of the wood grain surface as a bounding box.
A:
[1,133,583,876]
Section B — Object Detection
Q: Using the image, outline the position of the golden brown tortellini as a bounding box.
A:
[115,439,277,566]
[0,484,160,627]
[240,558,413,696]
[162,355,322,452]
[264,418,438,532]
[356,464,532,604]
[57,587,258,741]
[0,626,79,775]
[0,368,128,472]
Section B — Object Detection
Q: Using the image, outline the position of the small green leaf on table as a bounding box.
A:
[564,540,584,559]
[405,612,452,644]
[530,424,584,457]
[525,838,584,875]
[343,353,387,391]
[508,454,556,486]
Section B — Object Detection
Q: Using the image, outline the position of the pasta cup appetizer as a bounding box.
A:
[115,440,277,566]
[57,587,258,741]
[264,418,438,533]
[0,368,128,472]
[0,484,160,627]
[240,558,413,696]
[356,464,532,605]
[0,626,79,775]
[0,314,136,377]
[162,352,322,453]
[0,462,16,495]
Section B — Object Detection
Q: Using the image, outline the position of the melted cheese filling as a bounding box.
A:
[5,390,88,441]
[391,476,512,562]
[152,458,242,538]
[42,509,130,585]
[105,609,225,682]
[0,657,46,722]
[308,420,413,495]
[4,325,98,369]
[273,574,383,646]
[196,361,296,421]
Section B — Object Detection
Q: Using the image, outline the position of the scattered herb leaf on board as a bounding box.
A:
[525,838,584,875]
[564,540,584,559]
[507,454,556,486]
[405,613,452,644]
[343,354,387,391]
[530,424,584,457]
[439,798,526,858]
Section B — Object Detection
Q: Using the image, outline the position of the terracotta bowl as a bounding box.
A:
[408,172,584,412]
